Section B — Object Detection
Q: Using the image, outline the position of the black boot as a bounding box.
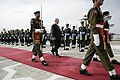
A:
[93,58,101,62]
[42,60,48,66]
[80,49,84,52]
[51,50,55,55]
[80,68,92,76]
[110,75,120,80]
[111,60,120,65]
[32,58,38,63]
[56,54,61,58]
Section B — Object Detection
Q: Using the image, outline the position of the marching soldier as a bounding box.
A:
[51,18,62,58]
[78,21,86,52]
[93,11,120,64]
[71,26,77,48]
[103,11,120,65]
[64,24,71,50]
[31,11,48,66]
[20,29,25,46]
[80,0,120,80]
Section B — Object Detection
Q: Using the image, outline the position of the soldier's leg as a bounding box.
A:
[33,44,48,66]
[80,36,85,52]
[106,42,120,64]
[82,43,96,65]
[80,34,115,76]
[34,44,43,58]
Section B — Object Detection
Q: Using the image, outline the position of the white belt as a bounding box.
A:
[82,32,85,34]
[35,29,44,33]
[104,28,109,31]
[65,33,70,36]
[96,24,103,28]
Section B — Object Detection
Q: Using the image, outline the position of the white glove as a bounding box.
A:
[93,34,100,46]
[104,16,112,22]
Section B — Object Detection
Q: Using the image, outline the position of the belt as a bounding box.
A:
[96,23,106,50]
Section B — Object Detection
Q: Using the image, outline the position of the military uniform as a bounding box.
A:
[11,31,15,45]
[82,6,114,71]
[20,30,25,46]
[64,25,71,50]
[31,17,43,58]
[15,30,20,45]
[71,27,77,48]
[25,30,31,46]
[31,11,48,66]
[42,28,47,48]
[78,23,86,52]
[85,26,90,49]
[60,27,65,47]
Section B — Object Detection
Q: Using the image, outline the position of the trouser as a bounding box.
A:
[65,35,70,47]
[16,38,19,44]
[86,36,90,46]
[32,44,43,58]
[51,40,61,56]
[104,32,114,58]
[20,38,24,45]
[72,36,76,45]
[78,35,85,48]
[82,32,114,71]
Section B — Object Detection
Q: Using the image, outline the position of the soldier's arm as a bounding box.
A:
[30,19,36,34]
[88,8,99,34]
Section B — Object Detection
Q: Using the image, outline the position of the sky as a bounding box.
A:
[0,0,120,34]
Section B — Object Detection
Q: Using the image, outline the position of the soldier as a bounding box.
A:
[85,24,90,49]
[71,26,77,48]
[42,27,47,48]
[7,31,12,45]
[61,26,65,47]
[1,32,4,44]
[0,32,1,43]
[64,24,71,50]
[15,29,20,45]
[20,29,25,46]
[93,11,120,64]
[79,0,120,80]
[51,18,62,58]
[12,30,16,45]
[78,21,86,52]
[30,11,48,66]
[25,29,31,46]
[4,31,7,44]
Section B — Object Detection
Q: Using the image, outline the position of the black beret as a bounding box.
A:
[34,11,40,14]
[66,24,69,26]
[81,21,84,24]
[103,11,110,15]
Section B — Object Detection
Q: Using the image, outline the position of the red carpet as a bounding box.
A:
[0,47,120,80]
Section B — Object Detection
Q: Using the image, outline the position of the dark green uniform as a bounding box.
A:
[104,21,114,58]
[30,18,43,58]
[82,6,114,71]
